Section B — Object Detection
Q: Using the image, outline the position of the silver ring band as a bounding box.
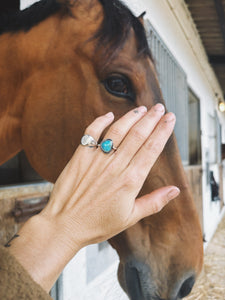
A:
[81,135,117,154]
[81,134,98,148]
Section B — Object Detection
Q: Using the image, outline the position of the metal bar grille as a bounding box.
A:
[145,20,189,164]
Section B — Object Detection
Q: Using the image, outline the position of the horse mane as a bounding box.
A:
[0,0,61,35]
[96,0,152,59]
[0,0,152,60]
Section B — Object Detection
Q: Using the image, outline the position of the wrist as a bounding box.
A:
[7,214,80,292]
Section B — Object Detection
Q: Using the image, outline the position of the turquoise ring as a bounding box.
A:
[99,139,117,154]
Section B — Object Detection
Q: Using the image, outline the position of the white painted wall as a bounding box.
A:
[20,0,225,298]
[123,0,225,243]
[20,0,37,10]
[60,247,128,300]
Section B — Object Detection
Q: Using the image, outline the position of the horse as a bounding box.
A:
[0,1,20,14]
[0,0,203,299]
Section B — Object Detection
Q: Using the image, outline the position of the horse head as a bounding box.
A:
[0,0,203,299]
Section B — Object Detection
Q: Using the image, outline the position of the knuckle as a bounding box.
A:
[146,110,160,120]
[123,171,139,187]
[144,139,161,153]
[151,201,164,214]
[104,160,120,177]
[130,127,146,143]
[85,114,109,135]
[95,115,104,122]
[109,125,123,137]
[84,126,98,137]
[85,120,100,135]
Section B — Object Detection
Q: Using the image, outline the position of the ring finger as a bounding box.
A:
[80,106,147,156]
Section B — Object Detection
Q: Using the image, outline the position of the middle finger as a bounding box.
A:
[114,103,165,164]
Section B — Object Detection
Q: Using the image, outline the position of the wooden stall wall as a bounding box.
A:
[0,183,52,246]
[185,166,203,231]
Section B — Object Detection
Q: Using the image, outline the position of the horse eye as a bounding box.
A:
[103,76,135,101]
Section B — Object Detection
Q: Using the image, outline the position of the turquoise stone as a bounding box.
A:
[100,139,113,153]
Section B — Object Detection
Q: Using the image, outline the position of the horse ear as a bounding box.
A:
[138,11,146,24]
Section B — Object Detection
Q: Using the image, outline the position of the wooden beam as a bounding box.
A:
[213,0,225,47]
[209,55,225,64]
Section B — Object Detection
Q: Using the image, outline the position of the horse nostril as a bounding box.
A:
[178,276,195,298]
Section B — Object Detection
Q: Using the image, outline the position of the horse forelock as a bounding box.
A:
[63,0,153,63]
[95,0,152,62]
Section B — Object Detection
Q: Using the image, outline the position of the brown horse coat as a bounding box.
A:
[0,1,203,299]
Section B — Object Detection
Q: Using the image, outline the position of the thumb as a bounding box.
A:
[133,186,180,222]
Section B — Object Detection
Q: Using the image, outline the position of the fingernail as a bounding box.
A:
[138,106,147,113]
[164,112,176,122]
[154,103,165,113]
[105,112,114,118]
[167,187,180,200]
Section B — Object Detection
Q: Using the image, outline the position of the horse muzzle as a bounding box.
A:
[123,260,196,300]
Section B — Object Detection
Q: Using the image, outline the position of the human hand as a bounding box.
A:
[8,104,179,291]
[46,104,179,248]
